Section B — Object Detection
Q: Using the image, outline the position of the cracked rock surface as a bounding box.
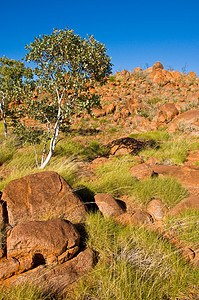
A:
[1,171,87,226]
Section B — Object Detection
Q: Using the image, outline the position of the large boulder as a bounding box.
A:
[1,171,87,227]
[158,103,179,123]
[7,219,80,273]
[0,218,80,279]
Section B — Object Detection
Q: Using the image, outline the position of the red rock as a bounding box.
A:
[2,248,94,298]
[159,103,179,122]
[130,163,156,180]
[2,171,87,227]
[167,109,199,133]
[146,199,168,220]
[115,210,153,226]
[152,61,164,71]
[0,258,19,280]
[170,71,182,81]
[92,108,106,117]
[7,219,80,273]
[167,195,199,216]
[105,103,115,114]
[186,71,197,78]
[185,150,199,166]
[94,193,124,217]
[134,67,142,72]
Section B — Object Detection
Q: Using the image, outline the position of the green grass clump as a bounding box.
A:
[130,131,170,141]
[76,155,138,197]
[132,176,189,208]
[71,212,199,300]
[54,139,108,161]
[164,210,199,247]
[0,284,51,300]
[139,136,199,165]
[76,155,188,208]
[0,135,19,165]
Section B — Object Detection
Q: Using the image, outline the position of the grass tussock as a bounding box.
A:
[70,212,199,300]
[0,284,51,300]
[139,135,199,165]
[76,155,188,208]
[164,209,199,247]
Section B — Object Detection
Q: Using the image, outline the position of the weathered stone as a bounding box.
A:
[6,218,80,273]
[115,210,153,226]
[0,258,19,280]
[168,109,199,133]
[3,249,94,298]
[95,193,124,217]
[2,171,87,226]
[130,163,156,180]
[146,199,168,220]
[167,195,199,216]
[159,103,179,122]
[152,61,164,71]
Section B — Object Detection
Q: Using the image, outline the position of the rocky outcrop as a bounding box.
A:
[1,171,87,227]
[152,164,199,195]
[106,137,147,156]
[0,218,80,280]
[2,248,94,298]
[167,109,199,134]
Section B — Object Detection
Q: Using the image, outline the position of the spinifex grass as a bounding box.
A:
[76,155,188,208]
[138,135,199,165]
[70,212,199,300]
[0,284,53,300]
[163,209,199,247]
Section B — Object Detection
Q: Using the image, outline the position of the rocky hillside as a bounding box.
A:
[72,61,199,141]
[0,62,198,299]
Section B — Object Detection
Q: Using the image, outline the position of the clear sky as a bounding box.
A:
[1,0,199,74]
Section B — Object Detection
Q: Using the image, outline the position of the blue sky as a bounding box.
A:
[1,0,199,74]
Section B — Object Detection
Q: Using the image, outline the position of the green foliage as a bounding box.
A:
[54,138,109,161]
[71,213,199,300]
[0,57,33,135]
[132,176,188,208]
[11,28,112,168]
[79,155,138,197]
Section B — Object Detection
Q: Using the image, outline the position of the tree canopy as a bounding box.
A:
[10,28,112,168]
[0,57,33,136]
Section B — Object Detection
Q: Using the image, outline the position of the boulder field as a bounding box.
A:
[0,165,199,296]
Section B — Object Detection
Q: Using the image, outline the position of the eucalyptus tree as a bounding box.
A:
[12,28,112,168]
[0,57,33,136]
